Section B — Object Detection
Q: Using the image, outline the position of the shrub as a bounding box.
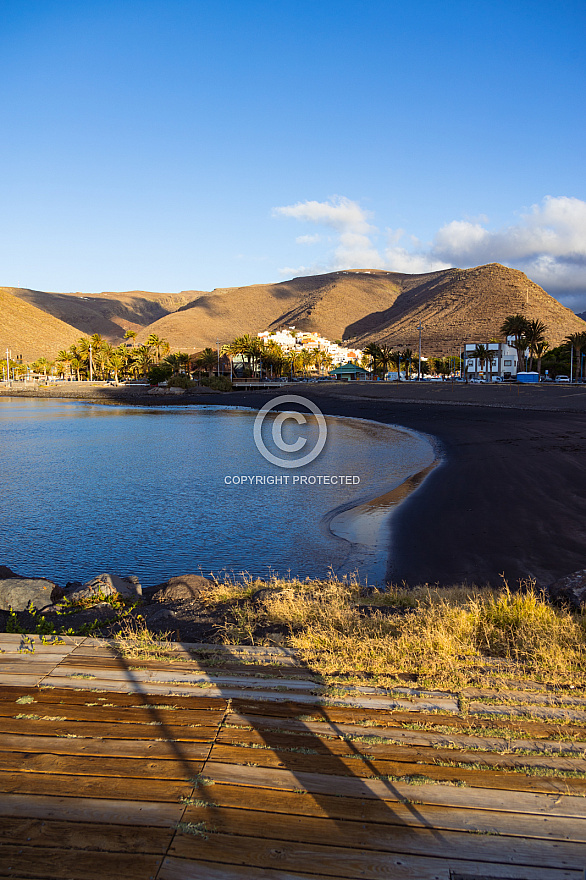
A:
[148,365,173,384]
[200,376,233,391]
[168,374,195,389]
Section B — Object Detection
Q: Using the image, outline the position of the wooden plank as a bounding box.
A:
[0,633,86,646]
[0,750,204,779]
[470,703,586,723]
[0,661,61,673]
[0,733,211,760]
[169,828,583,880]
[0,716,220,742]
[224,711,586,757]
[0,846,161,880]
[207,742,586,795]
[180,781,586,842]
[179,803,586,870]
[38,675,451,709]
[0,686,228,713]
[0,770,192,801]
[0,700,226,726]
[61,655,309,676]
[465,687,586,708]
[0,816,173,854]
[203,762,586,818]
[0,793,184,826]
[160,859,336,880]
[229,699,583,738]
[215,725,586,773]
[0,674,48,687]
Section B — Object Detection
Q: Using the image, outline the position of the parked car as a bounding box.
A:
[555,375,570,383]
[469,377,486,384]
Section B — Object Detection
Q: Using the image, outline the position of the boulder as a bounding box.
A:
[66,573,142,603]
[151,574,212,603]
[547,570,586,611]
[0,578,60,612]
[0,565,22,579]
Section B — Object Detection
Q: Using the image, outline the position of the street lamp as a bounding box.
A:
[216,339,220,376]
[417,322,422,380]
[89,344,93,382]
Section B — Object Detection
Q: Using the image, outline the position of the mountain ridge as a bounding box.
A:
[1,265,585,360]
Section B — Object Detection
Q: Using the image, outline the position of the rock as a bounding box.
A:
[169,386,186,395]
[66,573,143,603]
[0,565,22,579]
[252,587,282,604]
[547,570,586,611]
[0,578,61,612]
[45,602,120,630]
[151,574,212,604]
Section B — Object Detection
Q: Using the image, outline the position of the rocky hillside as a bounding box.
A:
[0,289,81,361]
[3,287,196,343]
[2,266,585,360]
[138,264,586,355]
[346,264,586,354]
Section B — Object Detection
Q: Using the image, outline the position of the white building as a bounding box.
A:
[257,328,362,367]
[464,341,524,380]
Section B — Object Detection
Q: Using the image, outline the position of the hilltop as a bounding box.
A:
[2,265,585,360]
[138,264,585,355]
[3,287,196,344]
[0,289,81,361]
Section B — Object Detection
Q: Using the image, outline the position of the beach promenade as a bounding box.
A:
[1,631,585,879]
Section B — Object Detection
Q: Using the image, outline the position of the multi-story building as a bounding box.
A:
[464,341,525,380]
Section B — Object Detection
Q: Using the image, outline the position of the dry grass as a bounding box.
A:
[206,576,586,691]
[109,575,585,691]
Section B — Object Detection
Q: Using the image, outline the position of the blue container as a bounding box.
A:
[516,372,539,383]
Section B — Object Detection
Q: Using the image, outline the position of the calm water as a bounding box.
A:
[0,399,435,586]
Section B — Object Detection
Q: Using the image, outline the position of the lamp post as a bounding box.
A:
[417,322,422,380]
[89,344,93,382]
[5,349,11,388]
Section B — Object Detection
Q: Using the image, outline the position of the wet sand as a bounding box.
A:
[3,381,586,588]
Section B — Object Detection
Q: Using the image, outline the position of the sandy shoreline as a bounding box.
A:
[2,382,586,588]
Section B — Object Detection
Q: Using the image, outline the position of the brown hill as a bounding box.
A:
[346,264,586,354]
[0,289,81,361]
[4,287,196,343]
[136,265,586,356]
[135,271,405,351]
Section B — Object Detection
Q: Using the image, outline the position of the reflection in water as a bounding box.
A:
[0,399,436,586]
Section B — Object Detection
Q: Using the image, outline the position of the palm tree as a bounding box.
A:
[471,344,495,378]
[195,347,217,378]
[124,330,137,347]
[133,344,154,376]
[363,342,382,378]
[524,319,548,371]
[532,340,549,377]
[56,350,72,379]
[389,349,402,380]
[378,344,393,377]
[564,332,586,380]
[500,314,530,341]
[146,334,170,364]
[401,348,413,379]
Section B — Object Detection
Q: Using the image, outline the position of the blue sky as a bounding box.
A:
[1,0,585,309]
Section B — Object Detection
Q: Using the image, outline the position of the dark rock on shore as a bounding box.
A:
[150,574,212,603]
[547,569,586,611]
[0,577,62,612]
[65,573,142,603]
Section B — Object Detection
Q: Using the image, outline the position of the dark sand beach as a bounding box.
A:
[3,381,586,588]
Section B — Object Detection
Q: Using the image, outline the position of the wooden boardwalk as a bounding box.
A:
[0,632,585,879]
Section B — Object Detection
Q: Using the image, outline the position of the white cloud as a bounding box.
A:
[273,194,586,310]
[295,234,322,245]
